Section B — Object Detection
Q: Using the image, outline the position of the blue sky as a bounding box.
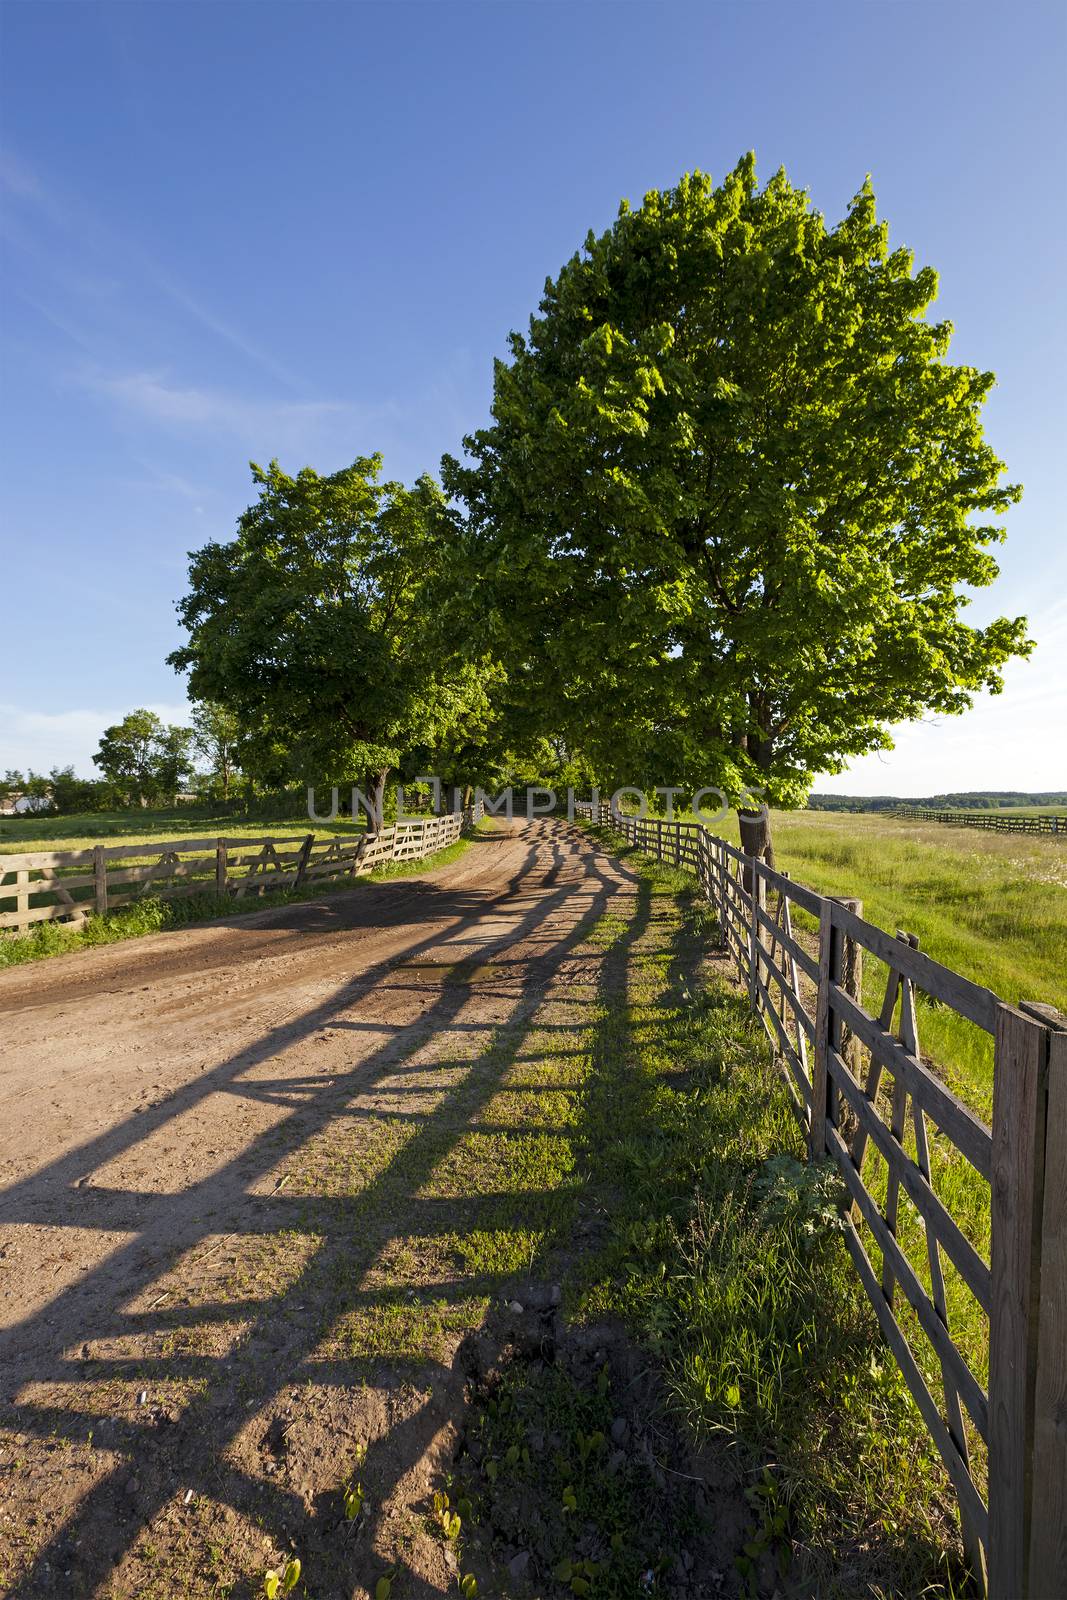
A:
[1,0,1064,795]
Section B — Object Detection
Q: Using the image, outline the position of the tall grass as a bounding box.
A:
[709,810,1067,1112]
[571,843,970,1596]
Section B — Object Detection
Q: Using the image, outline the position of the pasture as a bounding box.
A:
[0,805,365,854]
[713,808,1067,1117]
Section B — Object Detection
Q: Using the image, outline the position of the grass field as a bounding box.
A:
[709,808,1067,1118]
[0,805,366,854]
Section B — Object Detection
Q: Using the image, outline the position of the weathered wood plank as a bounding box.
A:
[102,836,221,860]
[753,859,825,918]
[105,858,215,888]
[752,966,813,1115]
[827,1046,991,1310]
[1028,1016,1067,1597]
[839,1214,990,1551]
[830,984,993,1179]
[0,901,91,929]
[831,900,997,1033]
[825,1123,989,1439]
[988,1004,1047,1600]
[754,900,821,982]
[0,848,97,871]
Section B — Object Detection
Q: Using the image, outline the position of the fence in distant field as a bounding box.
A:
[0,805,483,935]
[893,809,1065,836]
[576,800,1066,1600]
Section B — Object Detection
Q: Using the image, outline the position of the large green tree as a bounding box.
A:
[93,709,192,806]
[169,457,494,825]
[444,155,1030,847]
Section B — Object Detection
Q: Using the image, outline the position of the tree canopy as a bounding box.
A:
[169,457,495,819]
[93,709,192,807]
[444,154,1031,809]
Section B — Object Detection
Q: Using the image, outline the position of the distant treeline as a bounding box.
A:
[807,791,1067,813]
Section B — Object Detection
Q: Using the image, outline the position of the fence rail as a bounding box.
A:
[577,801,1065,1600]
[0,806,482,934]
[892,808,1064,836]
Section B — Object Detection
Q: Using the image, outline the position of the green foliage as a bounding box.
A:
[808,790,1067,814]
[93,708,192,807]
[262,1555,300,1597]
[445,155,1030,805]
[189,700,243,801]
[169,457,496,806]
[1,768,53,812]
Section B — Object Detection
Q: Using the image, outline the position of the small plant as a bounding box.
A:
[459,1575,478,1597]
[735,1468,790,1595]
[263,1556,301,1597]
[343,1480,365,1520]
[751,1153,847,1246]
[554,1556,603,1594]
[432,1489,462,1540]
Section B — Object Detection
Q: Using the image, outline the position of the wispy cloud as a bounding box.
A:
[78,367,390,453]
[0,702,192,777]
[1,147,316,396]
[0,148,40,198]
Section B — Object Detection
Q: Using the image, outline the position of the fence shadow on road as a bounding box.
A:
[0,821,659,1598]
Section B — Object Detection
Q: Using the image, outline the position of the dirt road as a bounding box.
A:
[0,820,644,1598]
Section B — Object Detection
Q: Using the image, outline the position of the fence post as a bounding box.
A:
[294,832,314,890]
[810,899,834,1160]
[747,863,765,1012]
[1017,1003,1067,1597]
[216,838,227,896]
[657,817,663,860]
[988,1002,1057,1599]
[809,897,861,1159]
[838,898,863,1081]
[93,846,107,916]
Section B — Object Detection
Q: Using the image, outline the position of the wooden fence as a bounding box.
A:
[577,802,1066,1599]
[892,809,1064,836]
[0,806,482,935]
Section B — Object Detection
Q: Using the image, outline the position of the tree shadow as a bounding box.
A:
[0,821,642,1598]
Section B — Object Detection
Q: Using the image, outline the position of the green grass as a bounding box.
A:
[434,839,970,1595]
[0,833,473,971]
[0,804,368,854]
[703,808,1067,1115]
[590,825,989,1589]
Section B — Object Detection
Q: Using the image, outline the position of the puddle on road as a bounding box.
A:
[394,960,498,984]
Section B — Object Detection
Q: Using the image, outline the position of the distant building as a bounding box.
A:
[0,791,52,816]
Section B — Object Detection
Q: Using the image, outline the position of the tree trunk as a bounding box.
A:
[737,807,775,891]
[366,768,389,833]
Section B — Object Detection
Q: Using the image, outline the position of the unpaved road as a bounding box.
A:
[0,820,647,1599]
